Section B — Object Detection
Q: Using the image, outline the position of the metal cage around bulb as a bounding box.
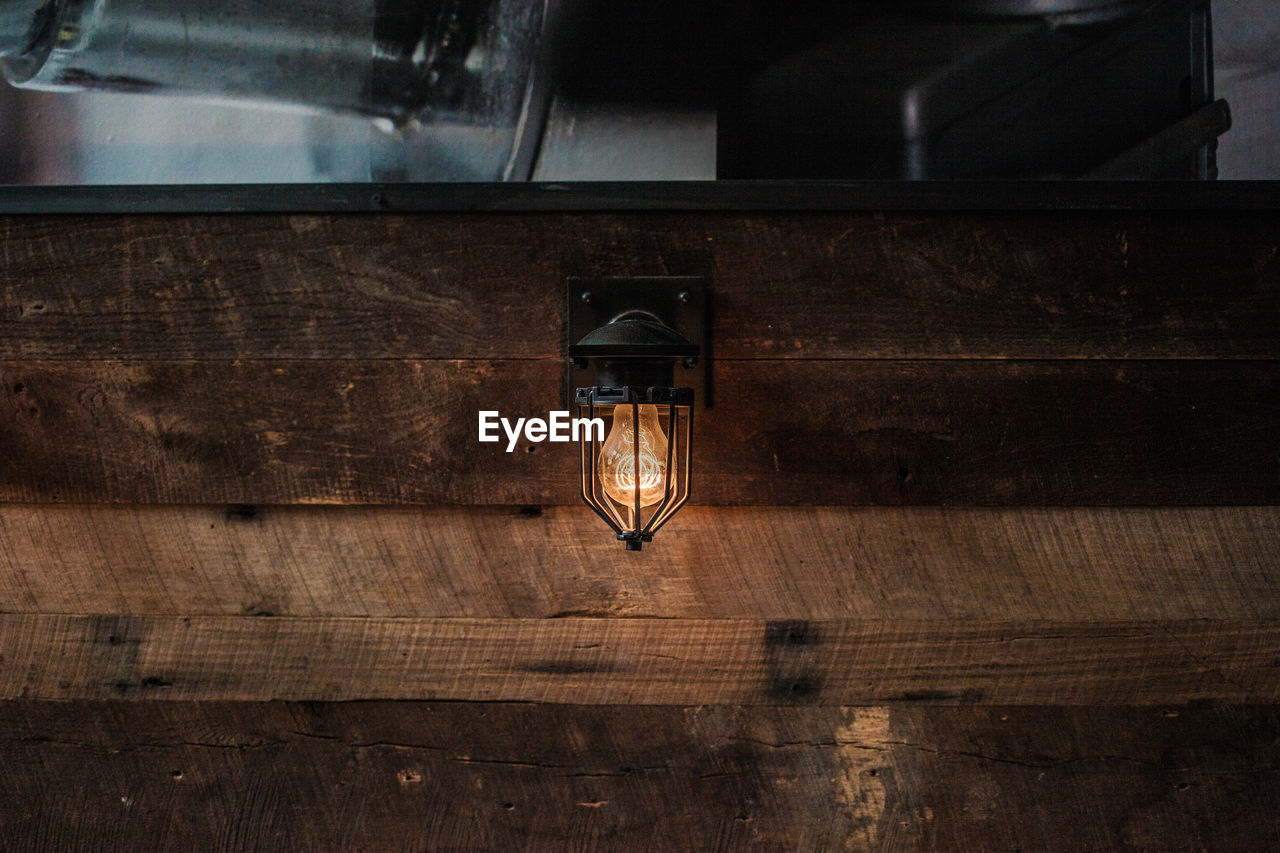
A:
[576,385,693,551]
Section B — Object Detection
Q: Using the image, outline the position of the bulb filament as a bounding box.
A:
[613,425,664,493]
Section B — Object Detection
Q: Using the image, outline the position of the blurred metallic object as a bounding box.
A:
[719,0,1222,179]
[0,0,552,179]
[0,0,50,56]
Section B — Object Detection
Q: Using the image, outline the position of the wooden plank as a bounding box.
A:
[0,614,1277,704]
[1,359,1275,505]
[0,701,1276,851]
[1,212,1276,360]
[1,505,1276,621]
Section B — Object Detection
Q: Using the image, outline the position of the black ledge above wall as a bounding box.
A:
[0,180,1277,214]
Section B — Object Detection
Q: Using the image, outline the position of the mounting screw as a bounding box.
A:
[580,291,592,303]
[678,291,690,304]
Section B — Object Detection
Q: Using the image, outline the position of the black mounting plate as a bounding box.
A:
[567,276,708,413]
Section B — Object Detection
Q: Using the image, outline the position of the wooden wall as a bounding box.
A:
[0,210,1277,849]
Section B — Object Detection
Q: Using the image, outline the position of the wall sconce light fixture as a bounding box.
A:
[569,278,704,550]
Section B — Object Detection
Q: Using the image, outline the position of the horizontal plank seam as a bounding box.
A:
[4,357,1278,364]
[4,615,1275,624]
[3,503,1274,510]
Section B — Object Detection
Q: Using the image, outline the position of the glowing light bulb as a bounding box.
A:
[599,404,670,508]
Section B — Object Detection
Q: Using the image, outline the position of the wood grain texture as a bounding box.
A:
[1,206,1276,852]
[0,701,1276,851]
[1,212,1276,360]
[1,505,1276,621]
[1,614,1277,704]
[2,359,1275,505]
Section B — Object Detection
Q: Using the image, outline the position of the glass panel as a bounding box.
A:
[581,402,627,534]
[646,404,691,535]
[0,0,1274,185]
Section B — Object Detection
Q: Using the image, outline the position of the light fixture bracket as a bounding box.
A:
[567,276,708,413]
